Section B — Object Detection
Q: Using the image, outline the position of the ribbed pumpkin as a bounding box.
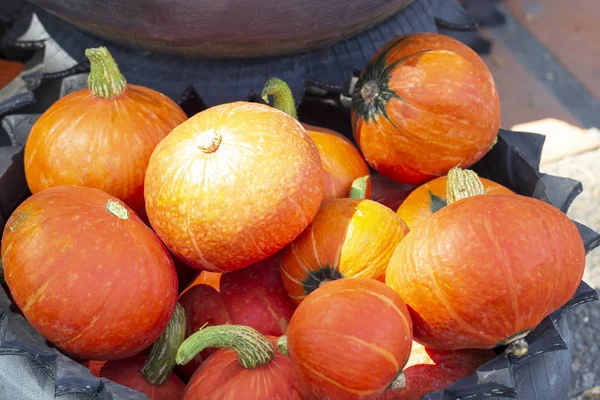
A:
[376,342,495,400]
[280,179,409,304]
[1,186,178,360]
[176,325,304,400]
[351,33,500,185]
[386,168,586,356]
[144,101,323,273]
[282,278,413,400]
[262,77,370,201]
[397,175,512,229]
[23,47,187,214]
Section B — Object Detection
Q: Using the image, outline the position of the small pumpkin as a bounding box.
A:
[386,168,586,356]
[1,186,178,360]
[351,33,500,185]
[397,175,512,229]
[176,325,304,400]
[281,278,413,400]
[262,77,370,201]
[280,178,409,303]
[370,173,416,210]
[376,341,495,400]
[24,47,187,214]
[144,100,324,273]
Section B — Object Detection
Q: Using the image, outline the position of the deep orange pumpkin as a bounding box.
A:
[144,101,323,273]
[370,173,416,210]
[351,33,500,185]
[23,47,187,214]
[176,325,304,400]
[397,175,512,229]
[262,77,370,201]
[284,278,413,400]
[386,169,586,356]
[0,186,178,360]
[280,186,409,304]
[376,342,495,400]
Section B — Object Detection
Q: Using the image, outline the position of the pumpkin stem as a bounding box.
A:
[261,77,298,120]
[501,331,530,358]
[276,335,288,356]
[390,371,406,390]
[176,325,275,369]
[105,199,129,220]
[360,81,379,104]
[85,47,127,99]
[349,175,371,199]
[446,168,486,205]
[197,129,222,153]
[141,303,186,385]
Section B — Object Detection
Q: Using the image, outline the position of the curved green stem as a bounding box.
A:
[446,168,486,205]
[85,46,127,99]
[261,77,298,120]
[176,325,275,369]
[276,335,288,356]
[141,303,186,385]
[349,175,370,199]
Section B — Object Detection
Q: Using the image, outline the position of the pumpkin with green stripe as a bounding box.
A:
[396,174,512,230]
[351,32,500,185]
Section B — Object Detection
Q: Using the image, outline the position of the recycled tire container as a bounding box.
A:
[1,1,599,399]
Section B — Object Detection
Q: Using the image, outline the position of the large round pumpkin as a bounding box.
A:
[284,278,413,400]
[397,175,512,229]
[351,33,500,185]
[262,77,370,201]
[386,169,585,355]
[144,101,323,273]
[0,186,178,360]
[280,194,409,304]
[23,47,187,214]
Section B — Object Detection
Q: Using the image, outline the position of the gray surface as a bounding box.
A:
[542,149,600,399]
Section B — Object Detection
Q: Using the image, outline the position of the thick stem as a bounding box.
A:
[276,336,288,356]
[390,372,406,390]
[85,46,127,99]
[446,168,486,205]
[197,129,222,153]
[176,325,275,369]
[349,175,371,199]
[105,199,129,220]
[501,331,530,358]
[360,81,379,104]
[261,77,298,120]
[141,303,186,385]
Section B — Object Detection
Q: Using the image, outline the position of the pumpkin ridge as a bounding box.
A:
[290,241,320,282]
[297,360,383,396]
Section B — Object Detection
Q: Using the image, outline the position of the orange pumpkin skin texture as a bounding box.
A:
[397,176,513,229]
[286,278,413,400]
[144,101,324,273]
[0,186,178,360]
[351,33,500,185]
[376,342,495,400]
[280,197,409,304]
[24,49,187,214]
[386,194,586,351]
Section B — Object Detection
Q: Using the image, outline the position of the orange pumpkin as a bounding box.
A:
[23,47,187,214]
[0,59,24,89]
[351,33,500,185]
[179,270,222,297]
[144,101,324,273]
[280,179,409,304]
[283,278,413,400]
[397,175,512,229]
[386,168,586,356]
[262,77,370,201]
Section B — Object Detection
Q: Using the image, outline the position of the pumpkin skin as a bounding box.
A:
[351,33,500,185]
[281,198,409,304]
[386,194,586,351]
[24,48,187,214]
[0,186,178,360]
[376,342,495,400]
[286,278,413,400]
[397,176,513,229]
[98,355,185,400]
[0,59,24,89]
[144,101,323,273]
[370,173,416,210]
[183,335,303,400]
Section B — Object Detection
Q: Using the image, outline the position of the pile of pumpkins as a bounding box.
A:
[0,33,586,400]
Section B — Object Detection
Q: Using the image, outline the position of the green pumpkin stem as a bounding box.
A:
[85,46,127,99]
[446,168,486,205]
[176,325,275,369]
[276,335,288,356]
[141,303,186,385]
[105,199,129,220]
[390,371,406,390]
[261,77,298,120]
[501,330,530,358]
[349,175,370,199]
